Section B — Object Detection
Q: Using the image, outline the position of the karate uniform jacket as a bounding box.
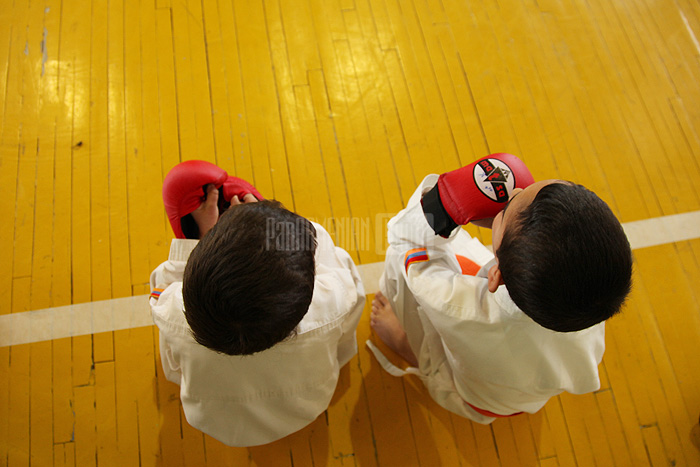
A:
[376,175,605,423]
[150,222,365,446]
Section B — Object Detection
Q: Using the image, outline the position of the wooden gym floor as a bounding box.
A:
[1,0,700,465]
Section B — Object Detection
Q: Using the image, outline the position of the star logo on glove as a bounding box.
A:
[473,158,516,203]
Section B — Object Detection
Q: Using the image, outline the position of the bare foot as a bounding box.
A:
[370,292,419,367]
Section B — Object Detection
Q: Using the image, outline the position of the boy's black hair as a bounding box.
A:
[496,183,633,332]
[182,200,317,355]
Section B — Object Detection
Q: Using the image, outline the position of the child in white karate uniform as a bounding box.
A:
[150,161,365,446]
[369,155,632,423]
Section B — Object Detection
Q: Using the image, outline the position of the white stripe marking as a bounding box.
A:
[1,211,699,347]
[680,7,700,57]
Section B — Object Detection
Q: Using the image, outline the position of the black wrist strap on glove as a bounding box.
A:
[420,183,459,238]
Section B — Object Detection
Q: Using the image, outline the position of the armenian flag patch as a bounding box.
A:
[150,288,165,300]
[404,248,429,273]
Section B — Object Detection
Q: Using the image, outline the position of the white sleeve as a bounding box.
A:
[149,239,198,386]
[149,239,200,296]
[386,176,496,318]
[311,223,366,366]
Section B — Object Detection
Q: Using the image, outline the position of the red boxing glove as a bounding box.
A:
[163,160,228,238]
[221,176,264,205]
[421,153,535,237]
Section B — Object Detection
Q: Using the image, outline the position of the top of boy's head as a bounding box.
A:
[182,200,318,356]
[494,180,633,333]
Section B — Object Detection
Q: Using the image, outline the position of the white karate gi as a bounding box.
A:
[375,175,605,423]
[150,223,365,446]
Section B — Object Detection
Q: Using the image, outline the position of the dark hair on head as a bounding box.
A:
[496,183,633,332]
[182,200,317,355]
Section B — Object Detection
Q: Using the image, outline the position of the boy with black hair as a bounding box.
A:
[369,154,633,422]
[150,161,365,446]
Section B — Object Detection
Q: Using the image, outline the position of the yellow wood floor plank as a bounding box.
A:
[357,305,420,465]
[363,0,394,50]
[94,361,118,466]
[151,327,186,467]
[607,298,660,428]
[231,0,290,204]
[139,0,171,275]
[114,328,156,465]
[295,79,338,233]
[123,0,153,297]
[491,419,522,466]
[90,1,115,365]
[202,437,252,466]
[30,341,54,466]
[153,7,181,188]
[209,0,246,177]
[604,318,656,466]
[448,414,482,466]
[22,14,62,462]
[381,0,458,174]
[169,1,207,165]
[52,442,73,467]
[107,0,134,300]
[179,409,207,466]
[367,2,438,183]
[201,0,236,169]
[7,282,31,467]
[279,0,321,87]
[334,305,378,466]
[307,69,360,253]
[583,0,700,214]
[52,338,74,446]
[542,398,578,467]
[402,381,462,467]
[378,47,434,179]
[357,0,419,197]
[189,0,218,163]
[510,415,540,466]
[0,2,14,128]
[632,247,700,465]
[539,457,559,467]
[316,37,384,263]
[480,2,566,179]
[12,0,41,284]
[533,5,637,208]
[596,389,636,467]
[246,438,292,467]
[314,0,416,246]
[582,392,618,466]
[425,20,484,165]
[471,423,501,466]
[48,0,73,309]
[0,347,8,463]
[122,328,161,466]
[434,24,490,162]
[636,0,700,105]
[524,412,556,462]
[73,384,97,467]
[642,425,670,467]
[264,3,314,218]
[65,0,93,307]
[0,0,22,315]
[515,2,627,207]
[534,6,662,223]
[6,322,30,467]
[344,8,406,214]
[30,0,59,309]
[440,0,523,161]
